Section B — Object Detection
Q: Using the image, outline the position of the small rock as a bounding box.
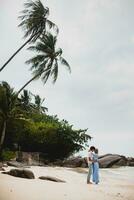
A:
[3,163,8,167]
[39,176,66,183]
[7,161,26,168]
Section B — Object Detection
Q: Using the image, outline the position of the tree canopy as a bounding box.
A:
[0,82,91,160]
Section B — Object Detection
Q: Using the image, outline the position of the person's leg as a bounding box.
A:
[94,163,99,184]
[87,164,92,184]
[92,163,95,182]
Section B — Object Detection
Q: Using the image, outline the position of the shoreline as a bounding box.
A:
[0,166,134,200]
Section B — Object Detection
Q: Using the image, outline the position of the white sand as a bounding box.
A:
[0,166,134,200]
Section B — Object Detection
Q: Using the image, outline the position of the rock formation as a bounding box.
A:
[2,169,35,179]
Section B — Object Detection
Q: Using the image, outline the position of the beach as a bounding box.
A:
[0,166,134,200]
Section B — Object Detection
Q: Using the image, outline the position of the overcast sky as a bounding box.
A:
[0,0,134,156]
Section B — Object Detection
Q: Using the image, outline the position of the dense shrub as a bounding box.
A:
[4,115,90,160]
[0,149,16,161]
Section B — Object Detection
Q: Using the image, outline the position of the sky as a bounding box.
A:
[0,0,134,157]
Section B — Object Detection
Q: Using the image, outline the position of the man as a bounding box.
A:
[87,146,95,184]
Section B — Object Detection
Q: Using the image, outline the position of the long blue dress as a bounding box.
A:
[92,153,99,184]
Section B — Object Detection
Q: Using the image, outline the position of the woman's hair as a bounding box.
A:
[95,148,98,154]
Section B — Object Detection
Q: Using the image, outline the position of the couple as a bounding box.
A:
[87,146,99,184]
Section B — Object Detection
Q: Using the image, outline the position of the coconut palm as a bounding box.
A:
[33,94,48,113]
[0,82,17,151]
[0,0,58,72]
[19,90,33,111]
[17,32,71,94]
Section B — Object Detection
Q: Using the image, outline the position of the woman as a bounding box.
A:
[92,148,99,184]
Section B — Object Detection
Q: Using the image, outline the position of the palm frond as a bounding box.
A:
[41,67,51,84]
[60,57,71,73]
[40,32,57,51]
[46,20,59,35]
[18,0,50,41]
[51,59,58,83]
[25,54,45,66]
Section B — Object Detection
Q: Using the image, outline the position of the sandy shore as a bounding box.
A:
[0,166,134,200]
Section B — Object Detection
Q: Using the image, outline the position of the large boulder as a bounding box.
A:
[2,169,35,179]
[62,156,87,168]
[127,157,134,166]
[115,157,128,166]
[128,162,134,166]
[99,154,127,168]
[39,176,66,183]
[16,152,40,165]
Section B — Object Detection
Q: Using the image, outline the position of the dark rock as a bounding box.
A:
[16,152,40,165]
[62,156,87,168]
[52,159,64,166]
[127,162,134,166]
[0,167,5,171]
[127,157,134,166]
[2,169,35,179]
[1,167,5,171]
[127,157,134,162]
[3,163,8,167]
[7,161,28,168]
[115,157,127,166]
[39,176,66,182]
[81,158,88,168]
[99,155,123,168]
[0,162,7,171]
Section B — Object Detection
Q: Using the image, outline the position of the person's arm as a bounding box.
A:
[87,152,93,165]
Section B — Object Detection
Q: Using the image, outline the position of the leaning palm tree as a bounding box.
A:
[17,32,71,94]
[0,0,58,72]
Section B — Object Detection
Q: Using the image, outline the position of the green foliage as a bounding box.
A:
[26,32,71,84]
[0,149,16,161]
[18,0,58,42]
[0,82,91,160]
[0,82,17,118]
[4,114,91,160]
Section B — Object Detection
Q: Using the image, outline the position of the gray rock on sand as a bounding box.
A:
[7,161,29,168]
[0,162,6,171]
[128,161,134,166]
[62,156,87,168]
[2,169,35,179]
[98,154,127,168]
[0,167,5,171]
[3,163,8,167]
[39,176,66,183]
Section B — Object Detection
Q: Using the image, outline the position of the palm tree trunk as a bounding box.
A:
[0,120,6,151]
[17,72,42,95]
[0,33,37,72]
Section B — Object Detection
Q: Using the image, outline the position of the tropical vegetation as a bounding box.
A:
[0,82,91,160]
